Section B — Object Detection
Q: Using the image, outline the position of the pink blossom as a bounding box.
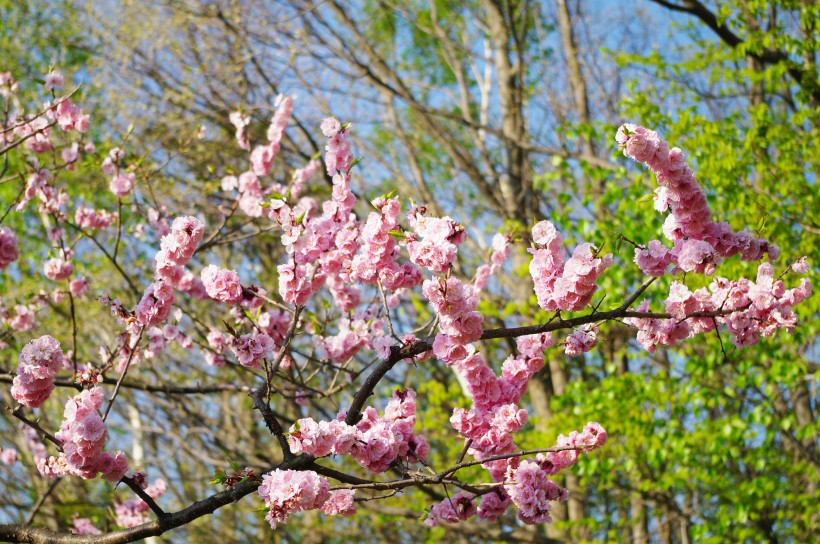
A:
[11,335,63,408]
[53,387,128,481]
[424,492,476,527]
[267,95,293,144]
[134,281,175,326]
[0,227,19,269]
[44,258,74,280]
[563,324,599,355]
[634,240,671,277]
[75,207,117,229]
[320,117,341,137]
[69,277,91,298]
[320,489,356,516]
[114,478,165,527]
[44,70,65,90]
[71,517,101,535]
[0,448,17,465]
[257,470,330,529]
[506,460,567,524]
[10,304,36,331]
[250,144,277,176]
[109,172,135,197]
[229,332,275,368]
[155,216,204,274]
[229,111,250,150]
[61,142,80,169]
[201,265,244,304]
[618,124,778,264]
[792,257,809,274]
[676,239,720,275]
[477,489,512,521]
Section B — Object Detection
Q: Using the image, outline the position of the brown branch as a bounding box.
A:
[249,387,293,461]
[119,475,166,519]
[0,454,314,544]
[103,327,145,421]
[0,373,250,395]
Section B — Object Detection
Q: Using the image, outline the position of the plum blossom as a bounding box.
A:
[617,124,779,263]
[563,324,599,356]
[0,227,19,269]
[109,172,135,197]
[11,335,63,408]
[424,492,476,527]
[44,258,73,280]
[257,470,330,529]
[201,265,244,304]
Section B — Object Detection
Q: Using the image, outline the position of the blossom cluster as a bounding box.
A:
[71,516,101,535]
[114,478,167,528]
[135,216,204,329]
[473,233,512,290]
[0,448,17,465]
[11,335,63,408]
[405,207,466,274]
[626,262,812,351]
[257,469,355,529]
[0,227,20,269]
[434,325,606,524]
[39,387,128,481]
[288,389,429,473]
[528,220,613,312]
[617,124,779,276]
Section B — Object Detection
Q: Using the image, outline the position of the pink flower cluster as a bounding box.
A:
[323,119,352,175]
[474,233,512,290]
[529,221,612,312]
[44,257,74,281]
[0,227,19,269]
[145,324,193,359]
[201,265,244,304]
[12,115,52,153]
[4,303,36,331]
[424,491,477,527]
[288,389,428,473]
[250,95,292,177]
[534,422,608,476]
[289,159,320,199]
[229,331,275,368]
[425,276,483,350]
[258,469,338,529]
[109,171,134,197]
[626,262,811,351]
[563,324,599,356]
[155,216,204,285]
[313,317,374,363]
[114,479,166,528]
[436,324,609,526]
[350,197,421,290]
[49,97,90,133]
[71,517,101,535]
[45,387,128,481]
[505,460,568,524]
[134,216,205,328]
[11,335,63,408]
[134,280,174,327]
[405,208,466,274]
[0,448,17,465]
[319,488,356,516]
[618,124,779,275]
[229,111,251,149]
